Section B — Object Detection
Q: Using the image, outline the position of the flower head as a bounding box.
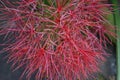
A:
[0,0,116,80]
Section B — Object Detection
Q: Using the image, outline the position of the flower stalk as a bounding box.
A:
[110,0,120,80]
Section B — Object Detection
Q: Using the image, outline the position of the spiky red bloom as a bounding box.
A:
[0,0,116,80]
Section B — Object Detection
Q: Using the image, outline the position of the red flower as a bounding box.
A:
[0,0,115,80]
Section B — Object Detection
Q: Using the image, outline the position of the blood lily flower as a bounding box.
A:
[0,0,116,80]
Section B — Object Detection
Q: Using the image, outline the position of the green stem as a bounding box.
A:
[110,0,120,80]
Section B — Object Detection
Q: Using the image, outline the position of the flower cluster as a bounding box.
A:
[0,0,115,80]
